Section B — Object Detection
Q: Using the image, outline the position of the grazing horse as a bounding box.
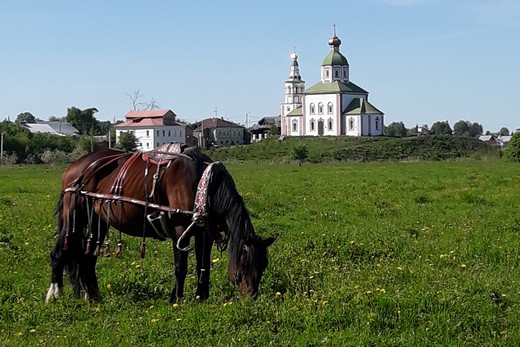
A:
[45,145,277,304]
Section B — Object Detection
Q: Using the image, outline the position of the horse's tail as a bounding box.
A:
[54,190,84,298]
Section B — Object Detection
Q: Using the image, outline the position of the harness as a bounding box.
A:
[63,144,225,258]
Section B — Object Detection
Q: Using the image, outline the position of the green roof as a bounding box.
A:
[322,52,349,66]
[304,81,368,95]
[343,98,384,115]
[287,106,303,116]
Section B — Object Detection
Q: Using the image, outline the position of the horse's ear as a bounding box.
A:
[263,233,279,247]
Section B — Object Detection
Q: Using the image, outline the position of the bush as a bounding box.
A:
[503,133,520,162]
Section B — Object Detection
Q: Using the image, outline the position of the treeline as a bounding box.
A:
[385,120,510,138]
[1,107,121,165]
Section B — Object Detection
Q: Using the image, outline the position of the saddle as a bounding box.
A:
[142,143,187,165]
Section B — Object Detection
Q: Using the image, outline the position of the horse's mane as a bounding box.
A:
[208,167,262,276]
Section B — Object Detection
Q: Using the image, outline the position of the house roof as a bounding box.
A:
[343,98,384,116]
[304,80,368,95]
[124,109,176,119]
[194,118,244,130]
[116,109,180,128]
[287,107,303,116]
[23,121,79,136]
[478,135,495,142]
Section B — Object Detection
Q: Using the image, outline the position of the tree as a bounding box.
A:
[15,112,35,123]
[430,121,452,135]
[66,107,100,135]
[453,120,469,136]
[499,127,510,136]
[503,132,520,162]
[467,122,483,137]
[126,90,160,111]
[293,145,308,166]
[385,121,407,137]
[117,131,138,152]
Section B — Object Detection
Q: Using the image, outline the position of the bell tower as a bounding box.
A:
[280,51,305,135]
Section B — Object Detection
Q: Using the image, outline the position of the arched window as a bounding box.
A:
[349,117,354,130]
[318,103,323,115]
[375,117,380,131]
[146,130,149,137]
[326,70,329,77]
[327,102,333,114]
[310,119,315,131]
[335,70,339,78]
[328,118,333,131]
[310,103,315,115]
[292,120,298,132]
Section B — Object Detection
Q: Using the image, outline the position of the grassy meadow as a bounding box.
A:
[1,160,520,346]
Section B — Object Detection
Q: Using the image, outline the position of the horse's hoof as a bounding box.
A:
[45,283,62,305]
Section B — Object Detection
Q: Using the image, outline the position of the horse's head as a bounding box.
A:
[227,233,278,297]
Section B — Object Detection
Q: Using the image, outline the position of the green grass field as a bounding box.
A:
[2,160,520,346]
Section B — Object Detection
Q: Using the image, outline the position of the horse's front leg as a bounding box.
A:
[170,226,189,303]
[195,229,214,301]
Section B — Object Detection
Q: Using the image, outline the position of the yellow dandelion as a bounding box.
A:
[16,332,23,337]
[366,290,372,294]
[461,264,467,268]
[106,283,111,290]
[397,266,403,271]
[176,318,182,322]
[501,293,507,298]
[172,303,179,308]
[379,288,386,294]
[196,295,200,300]
[95,307,101,313]
[322,301,328,305]
[212,258,220,263]
[151,318,159,324]
[275,292,281,297]
[30,329,37,334]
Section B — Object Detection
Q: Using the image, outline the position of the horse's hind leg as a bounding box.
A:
[195,230,214,301]
[79,213,106,302]
[46,241,65,304]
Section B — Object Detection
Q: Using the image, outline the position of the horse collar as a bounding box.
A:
[194,162,220,218]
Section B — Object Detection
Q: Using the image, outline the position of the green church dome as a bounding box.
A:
[322,51,349,66]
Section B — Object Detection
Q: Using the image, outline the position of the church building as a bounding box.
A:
[280,30,384,137]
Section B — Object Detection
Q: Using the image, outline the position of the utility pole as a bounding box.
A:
[245,113,249,128]
[0,132,4,165]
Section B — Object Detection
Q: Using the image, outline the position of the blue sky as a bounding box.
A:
[1,0,518,132]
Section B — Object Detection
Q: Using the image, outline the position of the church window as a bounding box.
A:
[287,106,290,111]
[328,102,333,114]
[156,142,159,147]
[292,120,298,132]
[157,130,159,136]
[344,70,347,78]
[326,70,329,77]
[375,117,380,131]
[318,103,323,115]
[146,130,149,137]
[163,130,165,136]
[310,103,315,115]
[349,117,354,130]
[328,118,333,131]
[310,119,315,131]
[168,130,171,136]
[335,70,339,78]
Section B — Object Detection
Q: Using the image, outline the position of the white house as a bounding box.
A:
[115,109,190,151]
[280,30,384,137]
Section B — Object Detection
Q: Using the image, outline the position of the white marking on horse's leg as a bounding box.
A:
[45,283,60,305]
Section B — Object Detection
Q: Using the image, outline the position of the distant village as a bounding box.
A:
[4,31,516,152]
